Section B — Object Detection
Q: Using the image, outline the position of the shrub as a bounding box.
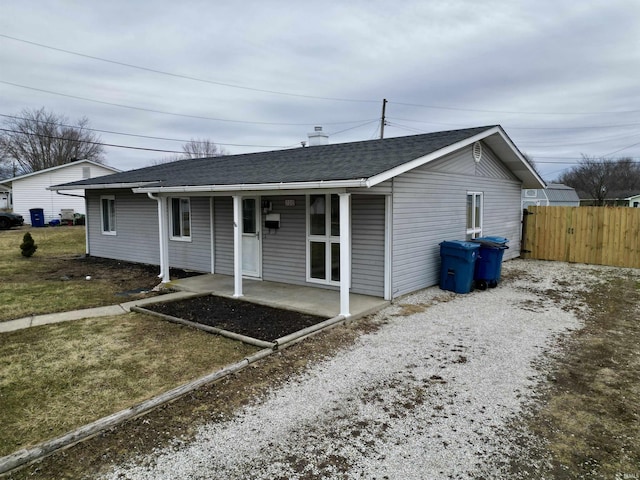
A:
[20,232,38,257]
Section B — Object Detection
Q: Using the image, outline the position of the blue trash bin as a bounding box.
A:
[29,208,45,227]
[439,241,481,294]
[472,236,509,289]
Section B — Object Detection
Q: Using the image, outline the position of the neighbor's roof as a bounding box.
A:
[545,183,580,203]
[52,126,545,192]
[0,159,120,186]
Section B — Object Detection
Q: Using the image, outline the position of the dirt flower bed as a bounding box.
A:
[145,296,328,341]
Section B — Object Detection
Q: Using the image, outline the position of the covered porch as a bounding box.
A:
[169,274,389,320]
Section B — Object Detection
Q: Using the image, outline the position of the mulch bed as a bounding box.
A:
[144,296,328,342]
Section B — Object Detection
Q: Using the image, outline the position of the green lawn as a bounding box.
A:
[0,226,259,459]
[0,226,161,322]
[0,314,257,456]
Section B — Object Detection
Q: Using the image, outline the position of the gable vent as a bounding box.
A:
[472,141,483,163]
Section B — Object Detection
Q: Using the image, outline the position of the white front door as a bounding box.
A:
[242,197,261,277]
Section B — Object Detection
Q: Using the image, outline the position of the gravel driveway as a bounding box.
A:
[104,260,597,479]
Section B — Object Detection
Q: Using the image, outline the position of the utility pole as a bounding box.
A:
[380,98,387,139]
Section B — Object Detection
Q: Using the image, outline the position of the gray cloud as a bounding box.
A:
[1,0,639,180]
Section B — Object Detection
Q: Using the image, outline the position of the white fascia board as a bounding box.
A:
[48,182,157,191]
[365,126,503,187]
[133,179,368,194]
[490,128,546,189]
[5,160,120,183]
[365,126,546,190]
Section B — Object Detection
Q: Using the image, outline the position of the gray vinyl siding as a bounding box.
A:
[351,195,385,297]
[86,189,160,265]
[213,197,234,275]
[262,195,307,285]
[391,147,522,298]
[167,196,211,272]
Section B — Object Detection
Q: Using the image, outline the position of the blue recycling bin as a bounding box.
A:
[439,241,481,294]
[29,208,45,227]
[472,236,509,289]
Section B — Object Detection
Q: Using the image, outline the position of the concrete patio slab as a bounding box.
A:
[168,274,389,319]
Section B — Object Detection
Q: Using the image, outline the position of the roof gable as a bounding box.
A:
[0,160,120,185]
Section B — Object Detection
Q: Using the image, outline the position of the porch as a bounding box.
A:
[169,274,389,319]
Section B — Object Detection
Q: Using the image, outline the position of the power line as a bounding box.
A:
[0,33,378,104]
[0,80,378,127]
[5,34,640,118]
[328,119,380,137]
[390,100,640,116]
[0,127,184,154]
[387,116,640,131]
[0,113,290,148]
[521,131,640,148]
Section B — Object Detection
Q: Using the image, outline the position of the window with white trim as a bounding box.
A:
[170,197,191,240]
[100,195,116,235]
[307,194,340,284]
[466,192,483,240]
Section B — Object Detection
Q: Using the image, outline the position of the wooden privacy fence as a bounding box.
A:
[522,206,640,269]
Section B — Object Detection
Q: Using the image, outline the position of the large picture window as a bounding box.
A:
[307,194,340,284]
[170,197,191,240]
[100,195,116,235]
[466,192,483,240]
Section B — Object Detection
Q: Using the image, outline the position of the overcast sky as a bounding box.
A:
[1,0,639,180]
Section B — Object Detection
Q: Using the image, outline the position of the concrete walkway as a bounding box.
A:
[1,275,389,334]
[0,291,198,333]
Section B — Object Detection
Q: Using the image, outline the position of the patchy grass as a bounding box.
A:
[512,270,640,479]
[4,316,383,480]
[0,227,166,322]
[0,313,258,457]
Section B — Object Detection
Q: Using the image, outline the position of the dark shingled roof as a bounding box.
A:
[56,126,496,189]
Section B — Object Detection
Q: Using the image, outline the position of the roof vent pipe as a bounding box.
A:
[307,126,329,146]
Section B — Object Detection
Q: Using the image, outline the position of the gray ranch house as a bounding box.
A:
[52,125,544,316]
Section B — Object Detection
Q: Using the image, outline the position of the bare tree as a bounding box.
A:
[181,138,226,158]
[557,155,640,205]
[149,138,226,165]
[0,108,105,175]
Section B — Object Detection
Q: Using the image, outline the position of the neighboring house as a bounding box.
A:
[0,184,11,210]
[522,183,580,208]
[0,160,120,224]
[625,193,640,207]
[52,125,544,316]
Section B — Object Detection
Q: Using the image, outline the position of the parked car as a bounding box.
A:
[0,212,24,230]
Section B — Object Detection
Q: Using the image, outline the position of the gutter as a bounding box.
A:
[133,179,369,194]
[48,182,158,191]
[54,191,85,199]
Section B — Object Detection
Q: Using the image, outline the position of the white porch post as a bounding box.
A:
[158,196,170,283]
[232,195,243,297]
[339,192,351,317]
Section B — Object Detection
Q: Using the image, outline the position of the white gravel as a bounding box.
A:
[104,260,609,480]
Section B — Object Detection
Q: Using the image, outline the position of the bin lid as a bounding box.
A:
[472,236,509,247]
[440,240,481,250]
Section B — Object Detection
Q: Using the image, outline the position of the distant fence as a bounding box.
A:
[522,206,640,269]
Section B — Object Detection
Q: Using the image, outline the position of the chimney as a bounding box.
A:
[307,126,329,146]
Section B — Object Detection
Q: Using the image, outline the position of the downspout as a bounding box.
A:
[55,191,87,253]
[339,192,351,317]
[84,194,89,255]
[389,177,395,300]
[147,192,169,282]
